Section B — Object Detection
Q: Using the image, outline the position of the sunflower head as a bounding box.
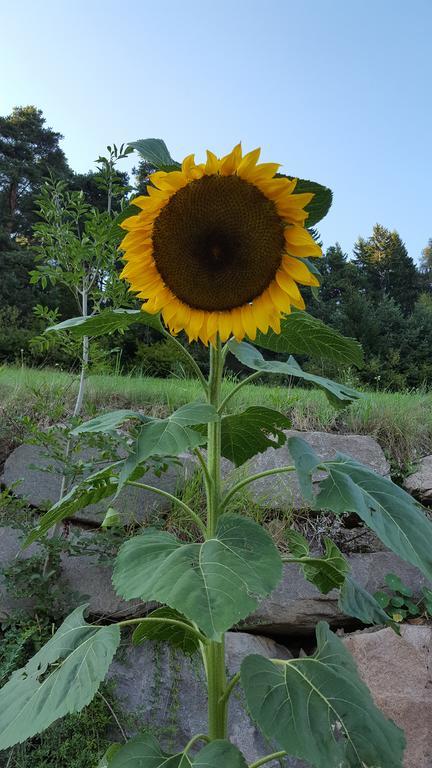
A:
[120,143,323,345]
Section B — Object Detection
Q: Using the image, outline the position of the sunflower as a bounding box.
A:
[120,144,321,345]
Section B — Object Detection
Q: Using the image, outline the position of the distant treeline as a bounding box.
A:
[1,106,431,390]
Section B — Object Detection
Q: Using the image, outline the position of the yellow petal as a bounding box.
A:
[182,154,196,175]
[153,170,188,192]
[205,150,220,175]
[247,162,280,182]
[284,226,322,258]
[241,304,257,340]
[220,143,242,175]
[206,312,219,340]
[236,148,261,179]
[256,177,297,200]
[230,306,245,341]
[188,309,205,341]
[282,255,320,286]
[147,186,168,200]
[218,313,233,342]
[251,297,270,334]
[268,281,293,312]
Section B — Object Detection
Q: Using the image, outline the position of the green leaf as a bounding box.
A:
[132,607,200,655]
[241,622,405,768]
[340,578,397,629]
[278,174,332,227]
[390,595,405,608]
[228,341,361,409]
[113,513,282,641]
[286,531,348,593]
[117,402,218,489]
[300,538,349,594]
[374,590,391,609]
[109,733,247,768]
[71,409,145,435]
[220,406,291,466]
[254,311,363,367]
[128,138,181,171]
[97,744,121,767]
[47,308,163,337]
[24,462,122,545]
[285,529,310,558]
[288,435,432,581]
[385,572,413,596]
[0,606,120,750]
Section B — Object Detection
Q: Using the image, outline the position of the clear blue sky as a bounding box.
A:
[1,0,431,260]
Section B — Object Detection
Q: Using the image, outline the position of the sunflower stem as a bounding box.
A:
[205,336,228,741]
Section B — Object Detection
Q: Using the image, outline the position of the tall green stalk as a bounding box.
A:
[205,337,227,741]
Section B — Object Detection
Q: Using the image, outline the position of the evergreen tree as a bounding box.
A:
[353,224,419,314]
[0,105,70,238]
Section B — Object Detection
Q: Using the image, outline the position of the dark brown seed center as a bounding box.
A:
[151,174,285,311]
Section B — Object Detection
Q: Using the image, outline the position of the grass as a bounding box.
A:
[1,364,432,472]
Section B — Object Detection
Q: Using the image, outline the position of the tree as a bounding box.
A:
[419,238,432,294]
[353,224,419,314]
[0,106,70,238]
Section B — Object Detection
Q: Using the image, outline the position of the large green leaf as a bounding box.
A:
[339,576,397,630]
[228,341,361,409]
[241,622,405,768]
[71,409,145,435]
[109,733,247,768]
[279,175,333,227]
[254,311,363,367]
[132,607,200,655]
[0,606,120,750]
[47,308,163,337]
[117,402,217,489]
[128,138,181,172]
[288,435,432,581]
[220,406,291,466]
[286,532,349,594]
[113,513,282,641]
[98,744,121,767]
[24,462,122,545]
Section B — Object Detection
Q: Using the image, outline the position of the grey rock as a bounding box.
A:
[109,632,306,767]
[243,551,431,636]
[404,455,432,504]
[344,625,432,768]
[1,443,194,524]
[0,525,145,621]
[237,429,389,511]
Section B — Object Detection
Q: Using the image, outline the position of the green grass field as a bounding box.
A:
[1,364,431,472]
